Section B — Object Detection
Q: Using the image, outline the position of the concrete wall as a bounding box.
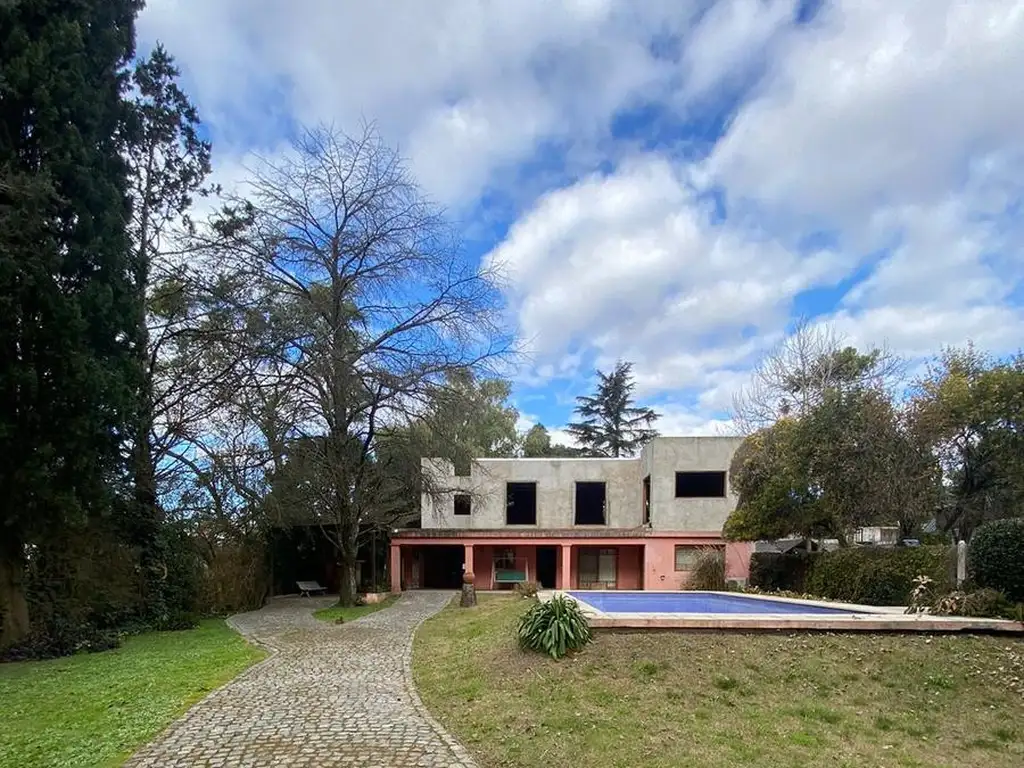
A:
[421,457,642,529]
[646,436,744,532]
[420,436,743,534]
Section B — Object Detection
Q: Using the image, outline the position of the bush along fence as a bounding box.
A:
[749,545,955,606]
[746,526,1024,620]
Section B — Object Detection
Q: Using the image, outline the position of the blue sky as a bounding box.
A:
[138,0,1024,442]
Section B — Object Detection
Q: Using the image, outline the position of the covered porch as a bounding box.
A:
[389,534,647,592]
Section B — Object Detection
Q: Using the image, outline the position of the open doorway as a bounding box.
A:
[419,546,464,588]
[536,547,557,588]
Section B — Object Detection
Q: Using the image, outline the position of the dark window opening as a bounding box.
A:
[675,471,726,498]
[574,481,607,525]
[506,482,537,525]
[453,494,471,516]
[453,457,471,476]
[642,475,651,525]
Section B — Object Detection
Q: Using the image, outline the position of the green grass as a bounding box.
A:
[413,596,1024,768]
[0,619,265,768]
[313,595,398,623]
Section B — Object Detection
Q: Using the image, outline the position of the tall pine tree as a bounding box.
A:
[0,0,143,647]
[566,361,659,457]
[124,43,212,620]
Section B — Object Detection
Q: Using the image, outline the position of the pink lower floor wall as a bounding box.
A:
[390,536,752,591]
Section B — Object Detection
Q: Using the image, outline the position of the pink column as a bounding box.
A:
[464,544,475,577]
[559,544,572,590]
[389,545,402,593]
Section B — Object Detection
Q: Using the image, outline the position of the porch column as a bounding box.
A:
[389,544,402,593]
[558,544,572,590]
[464,544,475,578]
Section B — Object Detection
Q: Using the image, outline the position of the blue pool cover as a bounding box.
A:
[568,591,865,615]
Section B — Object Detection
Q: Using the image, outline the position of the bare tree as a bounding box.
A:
[732,319,905,432]
[202,124,511,604]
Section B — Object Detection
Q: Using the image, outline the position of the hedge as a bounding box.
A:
[969,518,1024,603]
[805,546,954,606]
[748,551,820,592]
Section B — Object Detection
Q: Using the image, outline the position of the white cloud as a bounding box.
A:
[707,0,1024,227]
[139,0,806,208]
[141,0,1024,438]
[484,155,848,393]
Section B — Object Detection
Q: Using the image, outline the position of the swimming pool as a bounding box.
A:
[567,591,866,616]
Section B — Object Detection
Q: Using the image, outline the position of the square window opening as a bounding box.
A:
[674,471,726,498]
[453,494,471,516]
[506,482,537,525]
[674,545,700,571]
[574,481,607,525]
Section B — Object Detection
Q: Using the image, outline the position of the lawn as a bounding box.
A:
[0,619,265,768]
[313,594,399,623]
[413,596,1024,768]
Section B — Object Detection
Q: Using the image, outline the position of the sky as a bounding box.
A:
[138,0,1024,444]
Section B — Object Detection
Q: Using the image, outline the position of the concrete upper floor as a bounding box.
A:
[419,435,744,534]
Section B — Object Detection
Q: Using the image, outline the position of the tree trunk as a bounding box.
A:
[337,519,360,607]
[0,534,30,649]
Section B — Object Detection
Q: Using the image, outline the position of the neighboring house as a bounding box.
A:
[853,526,901,545]
[388,436,752,592]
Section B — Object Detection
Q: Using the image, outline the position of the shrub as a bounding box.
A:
[0,620,122,662]
[196,538,270,615]
[513,581,540,599]
[959,588,1013,618]
[969,518,1024,603]
[517,595,592,659]
[687,548,726,591]
[748,550,819,592]
[806,546,954,606]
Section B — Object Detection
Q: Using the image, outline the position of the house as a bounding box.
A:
[388,436,752,592]
[853,526,901,546]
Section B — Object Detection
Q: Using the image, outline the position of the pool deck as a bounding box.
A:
[550,590,1024,634]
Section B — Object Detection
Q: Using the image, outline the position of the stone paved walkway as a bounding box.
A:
[126,592,476,767]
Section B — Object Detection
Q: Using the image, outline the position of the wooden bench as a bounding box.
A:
[296,580,327,597]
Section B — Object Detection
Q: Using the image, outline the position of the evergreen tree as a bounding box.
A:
[566,361,659,457]
[0,0,143,647]
[125,43,212,620]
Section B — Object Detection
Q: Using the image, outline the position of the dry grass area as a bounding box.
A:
[413,595,1024,768]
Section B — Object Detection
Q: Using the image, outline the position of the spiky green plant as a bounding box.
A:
[517,595,592,659]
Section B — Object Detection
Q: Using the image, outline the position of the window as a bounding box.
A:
[453,494,471,516]
[642,475,651,525]
[505,482,537,525]
[578,548,617,588]
[574,481,606,525]
[674,471,726,498]
[674,545,700,571]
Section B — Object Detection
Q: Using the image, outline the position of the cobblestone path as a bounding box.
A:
[126,592,476,767]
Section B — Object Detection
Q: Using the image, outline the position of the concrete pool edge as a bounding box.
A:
[547,590,1024,635]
